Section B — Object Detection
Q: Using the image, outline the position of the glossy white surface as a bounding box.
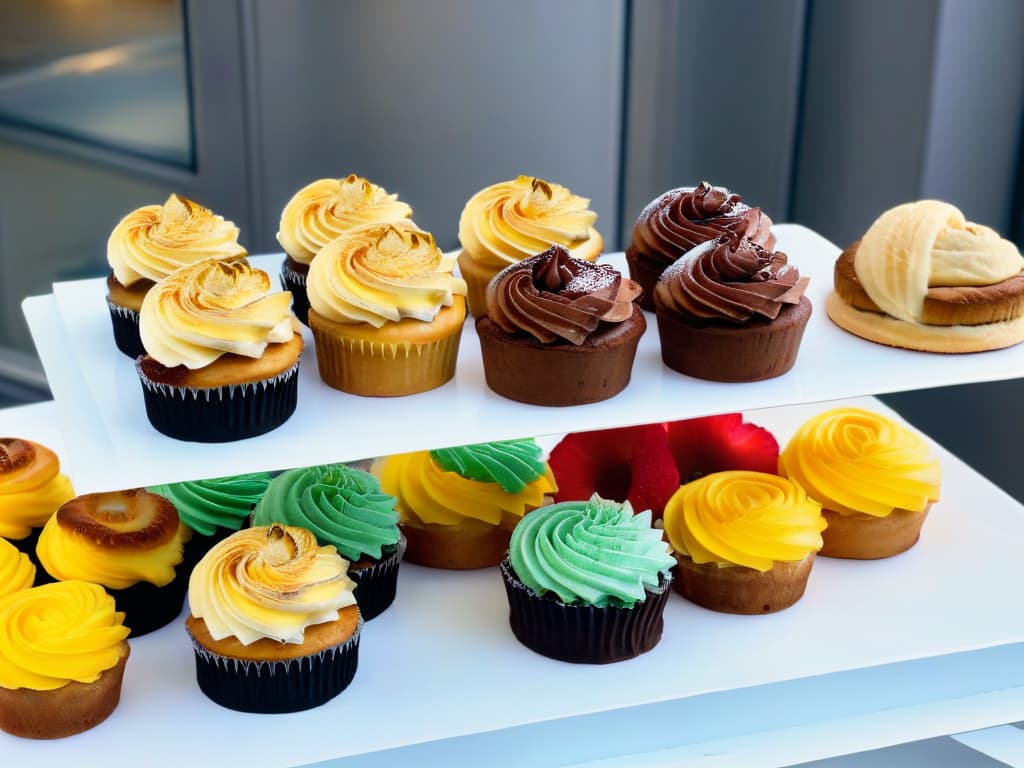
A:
[23,224,1024,492]
[2,397,1023,767]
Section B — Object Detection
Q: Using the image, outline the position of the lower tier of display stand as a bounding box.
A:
[1,397,1024,767]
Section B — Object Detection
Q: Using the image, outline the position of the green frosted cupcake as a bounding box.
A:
[253,464,403,620]
[501,494,675,663]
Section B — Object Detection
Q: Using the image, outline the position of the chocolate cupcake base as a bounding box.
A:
[281,257,311,327]
[656,297,811,382]
[625,246,669,312]
[476,308,646,407]
[348,536,406,620]
[500,558,672,664]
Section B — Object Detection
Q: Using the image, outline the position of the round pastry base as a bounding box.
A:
[280,256,311,326]
[655,297,811,382]
[625,246,669,312]
[476,307,646,407]
[820,505,930,559]
[401,519,512,570]
[672,552,815,615]
[0,641,130,739]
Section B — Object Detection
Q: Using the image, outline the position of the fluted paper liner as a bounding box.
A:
[349,535,406,621]
[500,557,672,664]
[106,299,146,358]
[280,260,311,327]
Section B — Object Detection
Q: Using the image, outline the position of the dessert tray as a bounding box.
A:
[22,224,1024,493]
[1,397,1024,767]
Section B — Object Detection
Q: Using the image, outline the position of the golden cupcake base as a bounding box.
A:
[820,505,930,559]
[672,552,816,614]
[400,518,513,570]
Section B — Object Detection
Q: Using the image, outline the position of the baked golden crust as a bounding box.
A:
[400,518,513,570]
[186,603,359,662]
[820,505,930,559]
[57,489,178,550]
[106,273,153,312]
[672,552,815,614]
[835,242,1024,326]
[137,333,303,389]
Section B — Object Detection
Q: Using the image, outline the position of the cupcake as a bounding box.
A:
[654,234,811,382]
[826,200,1024,352]
[106,194,247,357]
[36,489,191,636]
[458,175,603,316]
[277,174,414,325]
[253,464,403,620]
[627,182,775,310]
[147,472,272,573]
[501,495,675,664]
[136,258,302,442]
[662,471,825,614]
[0,581,130,739]
[0,538,35,597]
[306,221,467,396]
[477,245,646,406]
[185,525,360,714]
[373,438,557,569]
[778,407,942,559]
[0,437,74,572]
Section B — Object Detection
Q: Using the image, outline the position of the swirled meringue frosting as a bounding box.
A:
[277,174,414,265]
[459,176,603,268]
[307,221,466,328]
[509,495,675,608]
[655,235,809,323]
[0,580,129,691]
[148,472,272,537]
[139,258,295,369]
[188,525,357,646]
[0,538,34,599]
[778,407,942,518]
[663,471,825,572]
[0,438,75,540]
[485,245,642,344]
[630,182,775,266]
[107,194,247,287]
[253,464,400,562]
[374,440,556,527]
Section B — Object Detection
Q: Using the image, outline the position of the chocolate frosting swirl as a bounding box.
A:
[655,235,808,323]
[631,182,775,266]
[485,245,641,345]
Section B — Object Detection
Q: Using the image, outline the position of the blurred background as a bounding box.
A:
[1,0,1023,499]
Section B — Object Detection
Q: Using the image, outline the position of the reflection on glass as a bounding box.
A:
[0,0,193,167]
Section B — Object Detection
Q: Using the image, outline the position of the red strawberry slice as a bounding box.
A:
[548,424,651,503]
[624,423,680,519]
[666,413,779,482]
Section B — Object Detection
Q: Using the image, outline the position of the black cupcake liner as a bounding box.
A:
[136,361,299,443]
[106,299,146,358]
[281,262,310,327]
[500,557,673,664]
[187,619,361,714]
[349,536,406,621]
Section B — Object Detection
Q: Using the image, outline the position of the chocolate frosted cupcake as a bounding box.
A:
[36,489,191,636]
[277,174,413,325]
[106,194,247,357]
[628,182,775,310]
[253,464,403,620]
[502,495,674,663]
[477,245,646,406]
[136,258,302,442]
[186,525,360,714]
[654,234,811,382]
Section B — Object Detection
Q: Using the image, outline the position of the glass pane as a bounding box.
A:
[0,0,193,167]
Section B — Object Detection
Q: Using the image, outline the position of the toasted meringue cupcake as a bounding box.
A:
[458,175,603,316]
[136,258,303,442]
[106,194,247,358]
[185,524,361,713]
[277,174,414,325]
[307,221,467,396]
[36,489,191,636]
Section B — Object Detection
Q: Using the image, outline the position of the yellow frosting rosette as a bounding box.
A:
[663,470,825,572]
[277,174,413,265]
[0,438,75,541]
[778,407,942,518]
[0,539,34,599]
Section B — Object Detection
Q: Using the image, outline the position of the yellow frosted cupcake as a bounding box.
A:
[277,174,414,325]
[136,258,303,441]
[663,471,826,614]
[458,175,603,315]
[307,220,467,396]
[0,538,35,597]
[106,194,247,357]
[373,438,557,569]
[0,580,130,739]
[778,407,942,559]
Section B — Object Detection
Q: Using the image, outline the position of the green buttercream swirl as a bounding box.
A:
[148,472,272,537]
[252,464,399,561]
[509,494,675,608]
[430,439,545,493]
